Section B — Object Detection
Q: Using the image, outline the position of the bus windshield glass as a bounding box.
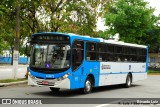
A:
[30,44,70,69]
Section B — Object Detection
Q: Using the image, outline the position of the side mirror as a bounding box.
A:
[25,42,31,57]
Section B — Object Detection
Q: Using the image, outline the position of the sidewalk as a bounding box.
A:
[0,64,28,86]
[0,64,28,80]
[0,80,27,87]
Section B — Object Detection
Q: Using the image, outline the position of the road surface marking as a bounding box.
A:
[94,104,110,107]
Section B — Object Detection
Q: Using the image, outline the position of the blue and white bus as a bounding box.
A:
[28,32,148,94]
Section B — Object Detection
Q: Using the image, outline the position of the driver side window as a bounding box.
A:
[72,40,84,71]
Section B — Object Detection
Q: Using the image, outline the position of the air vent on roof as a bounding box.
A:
[84,36,90,38]
[68,33,77,35]
[96,38,104,42]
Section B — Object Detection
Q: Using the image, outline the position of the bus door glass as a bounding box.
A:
[71,40,84,88]
[72,40,84,71]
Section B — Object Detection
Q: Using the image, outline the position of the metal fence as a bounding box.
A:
[148,67,160,71]
[148,63,160,71]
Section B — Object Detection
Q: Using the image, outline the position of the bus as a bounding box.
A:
[28,32,148,94]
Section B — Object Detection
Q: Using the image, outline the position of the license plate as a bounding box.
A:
[42,81,49,85]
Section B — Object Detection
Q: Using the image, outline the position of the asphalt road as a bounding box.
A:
[0,75,160,107]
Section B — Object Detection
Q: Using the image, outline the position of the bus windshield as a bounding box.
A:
[30,43,70,70]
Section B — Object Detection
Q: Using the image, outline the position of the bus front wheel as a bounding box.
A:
[49,87,60,93]
[83,77,93,94]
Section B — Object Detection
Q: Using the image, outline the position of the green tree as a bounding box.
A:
[102,0,160,47]
[0,0,31,57]
[41,0,100,35]
[18,0,100,36]
[146,25,160,52]
[0,0,15,55]
[0,0,101,56]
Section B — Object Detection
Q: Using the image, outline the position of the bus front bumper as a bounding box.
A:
[28,73,70,89]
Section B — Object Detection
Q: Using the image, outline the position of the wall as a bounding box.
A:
[0,57,28,64]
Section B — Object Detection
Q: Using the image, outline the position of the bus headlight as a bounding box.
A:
[28,72,35,79]
[57,78,62,81]
[57,74,69,81]
[62,74,69,79]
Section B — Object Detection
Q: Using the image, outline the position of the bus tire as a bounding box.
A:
[83,77,93,94]
[49,87,60,93]
[125,74,132,88]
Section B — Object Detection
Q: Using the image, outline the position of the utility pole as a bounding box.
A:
[12,0,20,79]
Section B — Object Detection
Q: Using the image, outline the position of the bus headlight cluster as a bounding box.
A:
[56,74,69,81]
[28,72,35,79]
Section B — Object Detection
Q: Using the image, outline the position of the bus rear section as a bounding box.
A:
[84,41,148,89]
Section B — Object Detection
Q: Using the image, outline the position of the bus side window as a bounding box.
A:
[86,42,96,61]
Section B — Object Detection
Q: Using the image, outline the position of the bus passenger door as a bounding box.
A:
[71,40,84,89]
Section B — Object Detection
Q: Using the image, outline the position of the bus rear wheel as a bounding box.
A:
[125,74,132,88]
[49,87,60,93]
[83,77,93,94]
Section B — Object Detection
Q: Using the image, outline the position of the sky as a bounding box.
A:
[146,0,160,16]
[97,0,160,31]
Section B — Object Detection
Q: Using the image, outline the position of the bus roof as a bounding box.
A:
[67,33,147,48]
[104,40,147,48]
[32,32,147,48]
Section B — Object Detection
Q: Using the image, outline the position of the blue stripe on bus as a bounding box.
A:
[100,72,147,75]
[29,68,68,79]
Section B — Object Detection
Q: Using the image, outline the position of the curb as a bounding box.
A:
[0,80,27,87]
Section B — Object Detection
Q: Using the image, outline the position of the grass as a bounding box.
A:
[148,70,160,75]
[0,78,27,83]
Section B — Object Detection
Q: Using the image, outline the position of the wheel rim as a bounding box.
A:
[127,76,131,86]
[85,80,91,92]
